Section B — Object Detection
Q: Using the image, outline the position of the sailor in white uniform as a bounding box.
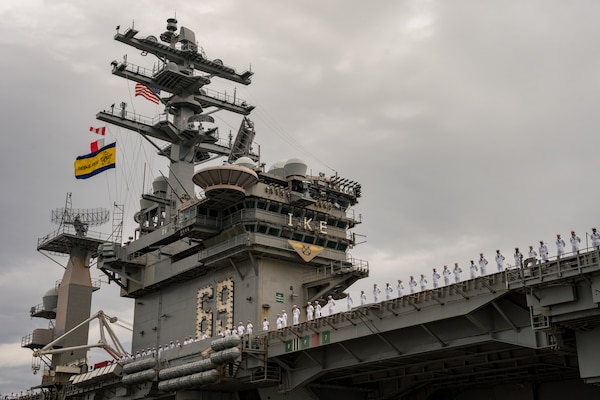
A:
[409,276,418,294]
[469,260,478,279]
[514,248,523,268]
[276,314,283,329]
[442,265,451,286]
[360,290,367,305]
[385,283,394,300]
[373,283,382,303]
[478,253,488,275]
[397,280,404,297]
[314,301,322,318]
[326,295,336,315]
[556,234,566,257]
[528,245,537,258]
[431,268,440,288]
[292,305,300,325]
[419,274,428,291]
[591,228,600,249]
[495,250,505,272]
[345,293,353,310]
[281,310,288,327]
[539,241,549,262]
[453,263,462,283]
[263,317,269,331]
[306,302,314,321]
[570,231,581,253]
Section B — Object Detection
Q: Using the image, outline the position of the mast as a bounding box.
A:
[24,193,109,385]
[96,18,256,226]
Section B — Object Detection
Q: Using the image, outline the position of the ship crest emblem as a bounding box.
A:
[288,240,324,262]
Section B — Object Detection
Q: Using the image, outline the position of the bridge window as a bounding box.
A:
[326,240,337,249]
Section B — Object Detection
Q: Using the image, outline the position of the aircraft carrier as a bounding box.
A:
[15,17,600,400]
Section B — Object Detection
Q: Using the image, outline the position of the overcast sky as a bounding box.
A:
[3,0,600,393]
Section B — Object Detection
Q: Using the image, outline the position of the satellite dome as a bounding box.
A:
[284,158,307,178]
[268,160,286,178]
[152,176,168,196]
[233,157,255,170]
[42,287,58,312]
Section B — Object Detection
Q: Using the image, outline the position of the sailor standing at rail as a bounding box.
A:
[306,301,314,321]
[276,314,283,329]
[453,263,462,283]
[326,295,336,315]
[469,260,478,279]
[292,305,300,325]
[443,266,451,286]
[419,274,428,291]
[373,283,382,302]
[360,290,367,306]
[397,280,404,297]
[495,250,505,272]
[539,241,549,262]
[314,301,322,318]
[281,310,288,327]
[262,317,269,331]
[478,253,488,275]
[590,228,600,250]
[570,231,581,254]
[346,293,353,310]
[432,268,440,288]
[556,234,566,257]
[246,320,253,336]
[409,276,417,294]
[528,245,537,259]
[591,228,600,249]
[514,248,523,268]
[385,283,394,300]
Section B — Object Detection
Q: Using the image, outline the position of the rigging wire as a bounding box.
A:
[236,84,337,174]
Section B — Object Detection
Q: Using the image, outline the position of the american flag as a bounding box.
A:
[135,83,161,104]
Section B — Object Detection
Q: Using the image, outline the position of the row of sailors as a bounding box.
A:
[121,335,211,362]
[361,229,597,305]
[2,390,39,400]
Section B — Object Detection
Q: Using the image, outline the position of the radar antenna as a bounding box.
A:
[51,192,110,236]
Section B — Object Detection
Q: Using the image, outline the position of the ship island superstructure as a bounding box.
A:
[95,17,366,352]
[17,17,600,400]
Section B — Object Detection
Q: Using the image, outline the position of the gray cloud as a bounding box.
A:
[3,0,600,393]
